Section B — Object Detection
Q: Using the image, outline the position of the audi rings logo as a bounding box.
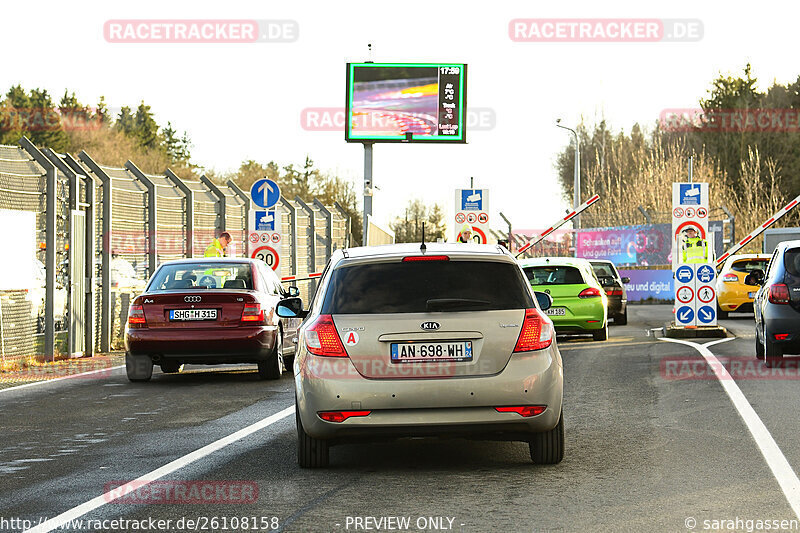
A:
[420,321,441,331]
[184,296,202,302]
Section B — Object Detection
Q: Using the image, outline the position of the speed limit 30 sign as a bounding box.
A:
[251,245,280,271]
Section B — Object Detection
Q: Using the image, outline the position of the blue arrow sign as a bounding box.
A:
[676,305,695,324]
[250,178,281,209]
[697,264,715,284]
[676,265,694,284]
[697,305,716,324]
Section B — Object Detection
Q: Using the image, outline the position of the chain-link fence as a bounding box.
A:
[0,138,351,363]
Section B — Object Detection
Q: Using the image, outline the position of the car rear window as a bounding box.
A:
[149,263,254,291]
[731,260,768,273]
[523,265,585,285]
[784,250,800,278]
[591,262,617,279]
[320,260,534,314]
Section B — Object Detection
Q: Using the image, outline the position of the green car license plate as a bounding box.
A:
[545,307,566,316]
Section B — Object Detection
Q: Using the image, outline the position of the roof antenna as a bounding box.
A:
[420,222,427,253]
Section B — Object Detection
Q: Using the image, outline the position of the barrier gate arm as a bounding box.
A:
[715,194,800,266]
[515,194,601,257]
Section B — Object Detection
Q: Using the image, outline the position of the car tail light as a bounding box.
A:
[305,314,347,357]
[495,405,547,417]
[579,287,602,298]
[402,255,450,262]
[722,273,739,283]
[775,333,790,341]
[241,303,265,323]
[606,288,623,296]
[318,410,371,423]
[768,283,790,304]
[514,309,553,352]
[127,304,146,327]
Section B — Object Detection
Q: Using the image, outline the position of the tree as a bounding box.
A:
[0,85,69,151]
[390,199,446,243]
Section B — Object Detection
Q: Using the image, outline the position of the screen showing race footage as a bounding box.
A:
[345,63,467,143]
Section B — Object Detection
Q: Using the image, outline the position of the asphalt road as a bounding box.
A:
[2,305,799,533]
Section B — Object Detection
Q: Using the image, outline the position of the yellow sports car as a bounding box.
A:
[716,253,771,318]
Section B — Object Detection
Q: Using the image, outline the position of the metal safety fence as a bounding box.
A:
[0,138,351,363]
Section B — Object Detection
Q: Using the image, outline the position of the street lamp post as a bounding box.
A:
[556,119,580,257]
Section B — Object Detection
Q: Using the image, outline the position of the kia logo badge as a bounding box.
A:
[420,321,440,331]
[184,296,201,302]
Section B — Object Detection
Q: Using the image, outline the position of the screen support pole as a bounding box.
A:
[363,142,373,246]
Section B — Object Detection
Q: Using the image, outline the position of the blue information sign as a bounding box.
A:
[250,179,281,209]
[675,265,694,284]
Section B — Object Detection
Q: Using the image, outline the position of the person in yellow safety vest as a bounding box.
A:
[681,227,708,263]
[204,232,231,257]
[457,223,473,243]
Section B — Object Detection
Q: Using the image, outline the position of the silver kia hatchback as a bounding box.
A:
[277,243,564,467]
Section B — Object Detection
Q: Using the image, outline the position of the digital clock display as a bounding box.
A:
[345,62,468,143]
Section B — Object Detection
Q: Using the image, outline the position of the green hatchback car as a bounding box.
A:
[519,257,608,341]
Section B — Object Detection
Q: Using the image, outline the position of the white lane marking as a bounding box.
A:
[24,405,295,533]
[661,337,800,520]
[0,365,125,395]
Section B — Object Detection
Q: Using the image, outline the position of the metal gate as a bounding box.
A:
[69,210,86,356]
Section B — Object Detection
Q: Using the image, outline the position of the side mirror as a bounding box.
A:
[621,277,630,284]
[276,297,307,318]
[744,269,765,287]
[534,291,553,311]
[287,285,300,297]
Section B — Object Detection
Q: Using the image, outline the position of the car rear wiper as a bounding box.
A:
[426,298,492,311]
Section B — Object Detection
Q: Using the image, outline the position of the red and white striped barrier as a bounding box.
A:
[281,272,323,283]
[716,194,800,265]
[515,194,601,257]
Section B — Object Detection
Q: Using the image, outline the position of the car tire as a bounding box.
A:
[126,353,153,382]
[258,329,283,380]
[615,311,627,326]
[297,405,329,468]
[529,410,564,464]
[764,327,783,368]
[755,330,765,360]
[592,323,608,341]
[160,361,184,374]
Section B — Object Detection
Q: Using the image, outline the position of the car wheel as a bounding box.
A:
[755,330,765,360]
[764,327,783,368]
[592,323,608,341]
[615,311,627,326]
[297,405,329,468]
[160,361,184,374]
[529,410,564,464]
[258,329,283,380]
[126,353,153,382]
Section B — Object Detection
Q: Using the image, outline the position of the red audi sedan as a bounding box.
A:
[124,258,299,382]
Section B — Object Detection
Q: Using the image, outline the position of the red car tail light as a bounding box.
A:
[241,303,265,323]
[305,314,347,357]
[402,255,450,262]
[495,405,547,417]
[514,308,553,352]
[127,304,147,327]
[579,287,602,298]
[605,288,623,296]
[775,333,790,341]
[768,283,790,304]
[722,273,739,283]
[318,410,371,423]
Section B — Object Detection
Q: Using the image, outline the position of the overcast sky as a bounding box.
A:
[4,0,799,234]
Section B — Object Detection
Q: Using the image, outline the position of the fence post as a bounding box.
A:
[333,202,351,248]
[279,197,298,279]
[79,151,112,353]
[294,197,316,292]
[200,175,226,237]
[125,161,157,276]
[19,137,56,361]
[313,199,333,261]
[63,154,96,357]
[165,169,194,257]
